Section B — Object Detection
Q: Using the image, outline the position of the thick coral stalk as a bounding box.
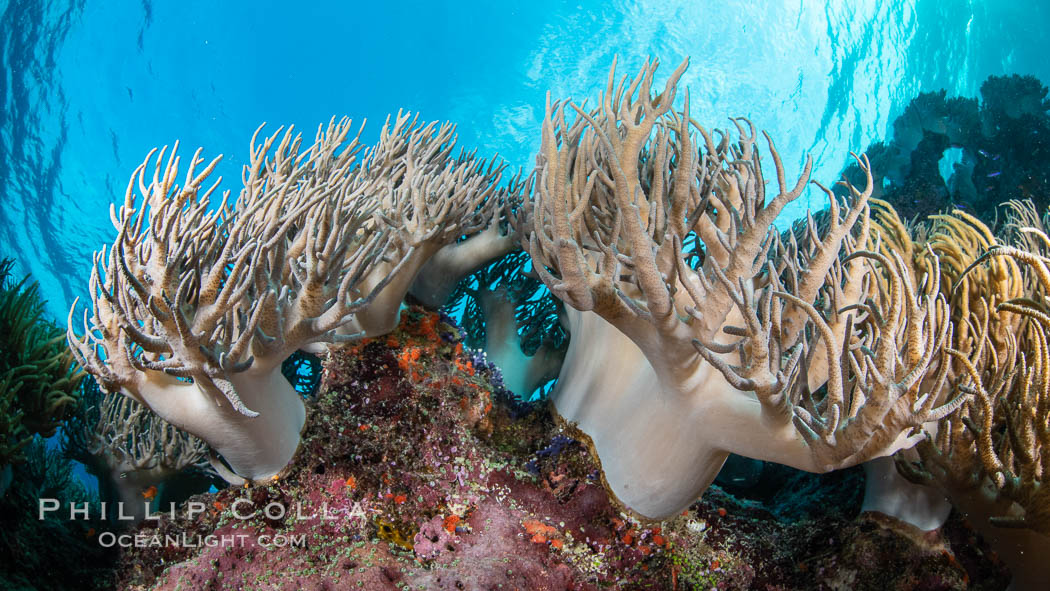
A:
[470,287,564,398]
[524,58,957,518]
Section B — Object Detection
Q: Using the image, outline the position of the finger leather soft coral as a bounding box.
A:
[889,200,1050,588]
[519,58,961,519]
[67,116,514,483]
[63,381,211,523]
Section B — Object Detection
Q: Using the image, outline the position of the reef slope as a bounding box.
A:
[115,308,1007,590]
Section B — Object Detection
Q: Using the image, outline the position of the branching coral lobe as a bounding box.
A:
[519,57,960,518]
[68,114,512,484]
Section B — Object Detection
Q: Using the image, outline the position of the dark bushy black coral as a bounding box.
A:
[0,438,117,590]
[0,258,83,466]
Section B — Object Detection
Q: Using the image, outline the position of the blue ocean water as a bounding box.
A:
[1,0,1048,322]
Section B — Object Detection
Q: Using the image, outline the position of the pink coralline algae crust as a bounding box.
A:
[412,515,455,561]
[114,307,1009,590]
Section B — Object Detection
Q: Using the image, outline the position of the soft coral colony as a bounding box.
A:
[67,112,518,483]
[67,59,1049,584]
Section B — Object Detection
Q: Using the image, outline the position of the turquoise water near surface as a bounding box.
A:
[1,0,1048,321]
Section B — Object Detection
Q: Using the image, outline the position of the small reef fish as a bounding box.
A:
[141,485,158,501]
